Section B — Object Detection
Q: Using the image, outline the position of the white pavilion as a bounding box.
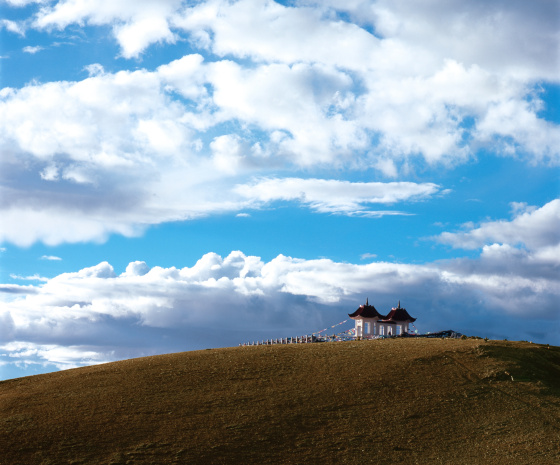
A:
[348,299,416,338]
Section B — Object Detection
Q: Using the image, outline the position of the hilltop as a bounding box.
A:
[1,338,559,464]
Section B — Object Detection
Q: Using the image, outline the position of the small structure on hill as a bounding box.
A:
[348,299,416,338]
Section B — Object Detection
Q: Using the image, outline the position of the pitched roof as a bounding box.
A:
[382,304,416,322]
[348,302,384,319]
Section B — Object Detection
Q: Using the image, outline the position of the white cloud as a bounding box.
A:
[0,341,111,371]
[1,232,558,373]
[474,99,560,162]
[432,200,560,316]
[121,260,150,277]
[2,196,558,358]
[436,199,560,252]
[33,0,182,58]
[10,0,555,167]
[360,253,377,260]
[309,0,559,81]
[234,178,441,215]
[210,134,245,174]
[199,59,365,166]
[3,0,44,6]
[174,0,380,70]
[114,15,177,59]
[40,164,59,181]
[40,255,62,261]
[10,273,49,282]
[1,19,26,35]
[25,0,558,82]
[175,0,559,164]
[22,45,44,54]
[0,208,146,247]
[1,0,559,248]
[0,57,449,244]
[83,63,104,76]
[0,63,218,245]
[0,283,38,295]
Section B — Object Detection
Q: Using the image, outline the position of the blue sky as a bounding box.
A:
[1,0,559,380]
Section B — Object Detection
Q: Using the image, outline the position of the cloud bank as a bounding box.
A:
[2,200,558,376]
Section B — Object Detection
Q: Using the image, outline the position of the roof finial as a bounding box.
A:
[398,300,401,308]
[366,297,368,306]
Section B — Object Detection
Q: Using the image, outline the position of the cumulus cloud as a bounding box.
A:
[432,200,560,320]
[1,0,558,248]
[0,55,444,244]
[2,230,558,374]
[2,199,559,374]
[5,0,555,166]
[21,0,558,84]
[0,61,228,245]
[174,0,380,70]
[176,0,560,164]
[1,1,559,248]
[0,1,558,380]
[436,199,560,252]
[32,0,182,58]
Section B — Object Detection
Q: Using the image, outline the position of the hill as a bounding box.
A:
[1,338,559,464]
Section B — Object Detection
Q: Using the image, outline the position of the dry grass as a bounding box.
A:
[1,338,559,464]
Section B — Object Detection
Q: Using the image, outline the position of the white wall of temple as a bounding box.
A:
[355,319,363,337]
[378,323,395,336]
[379,322,411,335]
[365,318,380,336]
[354,318,381,338]
[354,318,413,337]
[398,322,410,334]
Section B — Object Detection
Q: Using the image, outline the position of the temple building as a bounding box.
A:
[348,299,416,338]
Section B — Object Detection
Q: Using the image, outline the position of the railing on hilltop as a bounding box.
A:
[239,328,463,346]
[240,335,317,346]
[240,320,358,346]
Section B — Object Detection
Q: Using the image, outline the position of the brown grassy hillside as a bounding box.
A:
[1,339,559,464]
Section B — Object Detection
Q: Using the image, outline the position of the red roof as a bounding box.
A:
[382,305,416,322]
[348,302,384,319]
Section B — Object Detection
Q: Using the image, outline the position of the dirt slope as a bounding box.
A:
[1,338,559,464]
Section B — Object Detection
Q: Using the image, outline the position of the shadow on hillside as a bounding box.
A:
[481,343,560,395]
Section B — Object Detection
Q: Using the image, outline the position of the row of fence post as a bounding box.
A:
[240,335,317,346]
